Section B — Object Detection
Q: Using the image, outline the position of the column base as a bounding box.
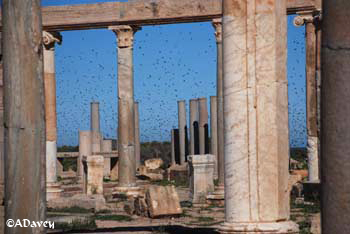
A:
[46,182,63,201]
[219,221,299,234]
[113,186,140,197]
[207,185,225,206]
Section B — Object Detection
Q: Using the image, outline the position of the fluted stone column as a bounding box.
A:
[110,25,140,194]
[294,12,319,182]
[190,99,199,155]
[321,1,350,232]
[43,31,62,200]
[134,102,141,168]
[79,131,92,179]
[220,0,298,233]
[210,96,218,179]
[198,97,208,154]
[178,100,187,164]
[171,129,176,165]
[102,139,112,178]
[213,18,225,192]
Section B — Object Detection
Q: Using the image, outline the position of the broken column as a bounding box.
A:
[134,102,141,168]
[101,139,112,178]
[210,96,218,179]
[188,154,215,207]
[171,129,176,165]
[177,100,187,164]
[3,0,46,232]
[110,25,140,195]
[91,102,102,153]
[79,131,92,180]
[190,99,199,155]
[321,0,350,232]
[43,31,62,200]
[198,97,208,154]
[294,12,320,182]
[84,155,104,195]
[219,0,298,233]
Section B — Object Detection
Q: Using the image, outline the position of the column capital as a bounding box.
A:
[42,31,62,50]
[293,11,317,27]
[212,18,222,43]
[109,25,141,48]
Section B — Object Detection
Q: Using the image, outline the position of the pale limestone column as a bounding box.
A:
[171,129,176,165]
[321,1,350,232]
[43,31,62,200]
[190,99,199,155]
[79,131,92,179]
[90,101,100,133]
[110,25,140,192]
[134,102,141,168]
[198,97,208,155]
[213,19,225,190]
[102,139,112,178]
[210,96,218,179]
[294,12,319,182]
[178,100,187,164]
[220,0,298,233]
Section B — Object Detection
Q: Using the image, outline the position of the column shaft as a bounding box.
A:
[321,1,350,232]
[210,96,218,178]
[134,102,141,168]
[79,131,92,178]
[171,129,176,165]
[220,0,297,232]
[110,25,140,188]
[305,20,319,182]
[91,102,100,133]
[198,97,208,155]
[3,0,46,232]
[190,99,199,155]
[178,100,187,164]
[102,139,112,178]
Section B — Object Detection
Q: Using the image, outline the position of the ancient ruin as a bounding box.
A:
[2,0,349,233]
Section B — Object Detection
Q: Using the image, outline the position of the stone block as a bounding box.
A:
[47,194,107,212]
[188,154,215,205]
[145,185,182,218]
[85,155,104,195]
[144,158,163,170]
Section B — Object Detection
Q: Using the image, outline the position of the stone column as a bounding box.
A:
[321,1,350,232]
[79,131,92,179]
[91,101,100,133]
[110,25,140,194]
[294,12,319,182]
[90,101,102,153]
[198,97,208,154]
[212,18,225,190]
[210,96,218,179]
[190,99,199,155]
[86,155,104,195]
[178,100,187,164]
[43,31,62,200]
[3,0,46,232]
[134,102,141,168]
[220,0,298,233]
[171,129,176,165]
[102,139,112,178]
[0,35,3,202]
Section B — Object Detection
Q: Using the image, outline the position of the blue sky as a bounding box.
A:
[42,1,306,147]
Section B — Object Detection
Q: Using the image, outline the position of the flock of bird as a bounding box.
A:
[54,16,307,148]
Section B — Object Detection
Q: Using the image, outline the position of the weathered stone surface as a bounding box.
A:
[47,194,107,212]
[188,154,215,205]
[310,213,321,234]
[177,100,187,165]
[101,139,112,178]
[137,165,164,181]
[144,158,163,170]
[220,0,297,232]
[85,155,104,195]
[145,186,182,218]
